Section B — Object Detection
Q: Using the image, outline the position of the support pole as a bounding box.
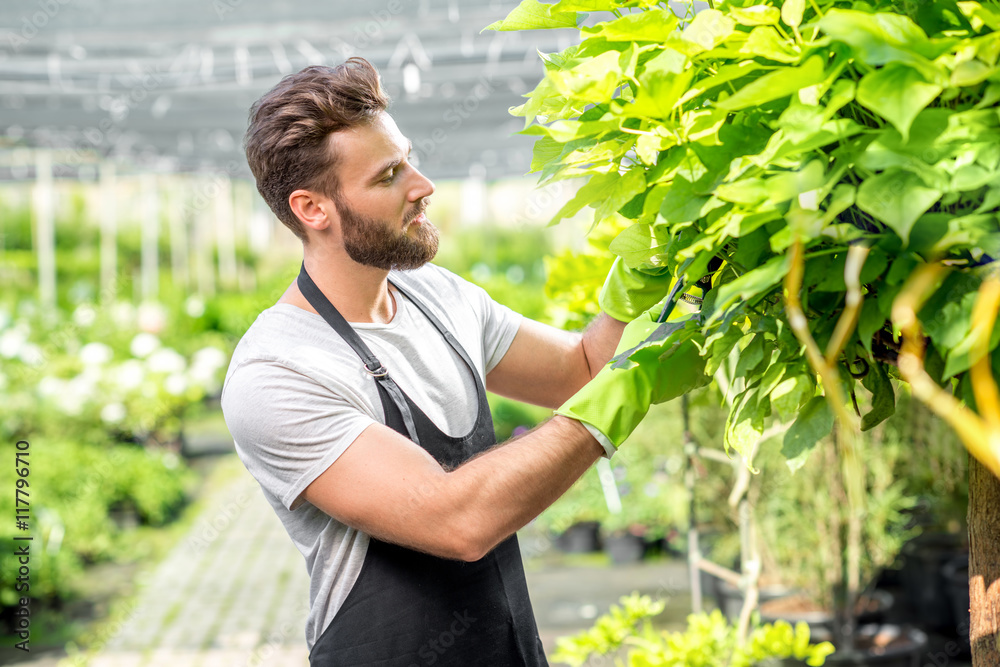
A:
[140,173,160,301]
[168,178,190,292]
[684,394,703,613]
[214,175,237,291]
[34,150,56,309]
[99,162,118,303]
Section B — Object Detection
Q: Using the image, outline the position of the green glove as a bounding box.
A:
[556,302,710,451]
[599,256,674,323]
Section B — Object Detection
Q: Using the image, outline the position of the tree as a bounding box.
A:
[489,0,1000,662]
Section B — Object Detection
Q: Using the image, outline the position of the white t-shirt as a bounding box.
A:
[220,263,523,649]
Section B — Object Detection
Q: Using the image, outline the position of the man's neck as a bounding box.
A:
[278,248,397,325]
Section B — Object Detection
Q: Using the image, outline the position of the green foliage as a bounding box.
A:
[435,223,555,322]
[488,393,551,441]
[543,219,621,328]
[492,0,1000,467]
[552,593,835,666]
[0,440,194,609]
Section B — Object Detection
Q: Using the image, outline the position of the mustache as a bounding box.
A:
[404,198,430,224]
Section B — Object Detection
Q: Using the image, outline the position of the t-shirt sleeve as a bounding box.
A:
[221,358,377,511]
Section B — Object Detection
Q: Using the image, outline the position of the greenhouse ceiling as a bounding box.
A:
[0,0,580,182]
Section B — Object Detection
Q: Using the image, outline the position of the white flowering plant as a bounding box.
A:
[0,301,231,446]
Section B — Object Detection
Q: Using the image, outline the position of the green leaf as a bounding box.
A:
[731,5,781,26]
[621,68,694,119]
[483,0,579,31]
[659,174,712,224]
[857,299,885,356]
[679,9,736,53]
[550,0,619,9]
[781,396,834,472]
[706,320,745,375]
[549,171,618,225]
[609,223,666,268]
[943,311,1000,378]
[549,50,624,105]
[740,26,802,63]
[860,361,895,431]
[734,334,766,380]
[856,64,942,141]
[583,9,678,42]
[710,254,791,323]
[715,178,769,206]
[757,359,787,404]
[771,371,815,420]
[951,59,996,87]
[856,168,942,244]
[763,159,827,205]
[529,136,564,173]
[726,385,766,462]
[817,9,947,75]
[782,0,805,29]
[717,54,826,111]
[642,47,688,76]
[594,168,647,224]
[625,328,712,403]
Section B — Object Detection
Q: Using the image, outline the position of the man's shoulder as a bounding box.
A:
[222,306,358,390]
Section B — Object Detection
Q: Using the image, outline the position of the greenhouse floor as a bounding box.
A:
[1,450,691,667]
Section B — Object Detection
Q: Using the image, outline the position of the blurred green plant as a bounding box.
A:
[0,440,194,615]
[552,593,835,667]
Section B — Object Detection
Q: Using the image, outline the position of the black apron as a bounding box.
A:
[297,264,548,667]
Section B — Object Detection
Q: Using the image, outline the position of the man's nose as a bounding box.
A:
[409,167,435,201]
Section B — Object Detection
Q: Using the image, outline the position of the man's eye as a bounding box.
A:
[382,170,395,183]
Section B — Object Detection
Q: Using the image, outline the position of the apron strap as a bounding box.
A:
[296,262,421,445]
[389,279,482,389]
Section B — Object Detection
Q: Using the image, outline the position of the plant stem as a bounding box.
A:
[893,266,1000,477]
[825,245,869,366]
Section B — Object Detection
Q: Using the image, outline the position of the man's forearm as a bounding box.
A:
[447,415,603,561]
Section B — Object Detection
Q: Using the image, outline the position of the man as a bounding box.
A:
[221,57,696,666]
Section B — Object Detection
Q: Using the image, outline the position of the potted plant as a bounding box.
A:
[488,0,1000,659]
[750,415,923,660]
[551,592,835,666]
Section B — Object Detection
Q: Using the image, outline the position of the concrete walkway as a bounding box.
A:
[84,456,311,667]
[61,453,691,667]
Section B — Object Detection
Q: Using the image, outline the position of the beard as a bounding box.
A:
[335,197,439,271]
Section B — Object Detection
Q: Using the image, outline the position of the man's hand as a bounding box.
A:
[599,256,674,323]
[555,299,710,452]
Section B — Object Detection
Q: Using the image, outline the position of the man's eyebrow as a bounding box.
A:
[370,140,413,182]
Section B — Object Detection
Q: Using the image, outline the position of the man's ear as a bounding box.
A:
[289,189,335,235]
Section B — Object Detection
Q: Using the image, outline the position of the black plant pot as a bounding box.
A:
[715,580,796,623]
[553,521,601,553]
[759,593,836,643]
[780,624,928,667]
[942,553,971,652]
[899,532,964,630]
[604,532,646,564]
[759,590,893,645]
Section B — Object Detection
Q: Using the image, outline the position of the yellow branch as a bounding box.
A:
[971,278,1000,429]
[825,245,870,367]
[785,240,866,603]
[784,240,857,429]
[893,265,1000,479]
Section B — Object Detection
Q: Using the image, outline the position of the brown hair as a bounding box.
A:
[244,58,389,242]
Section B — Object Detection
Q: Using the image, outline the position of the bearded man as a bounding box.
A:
[222,57,692,666]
